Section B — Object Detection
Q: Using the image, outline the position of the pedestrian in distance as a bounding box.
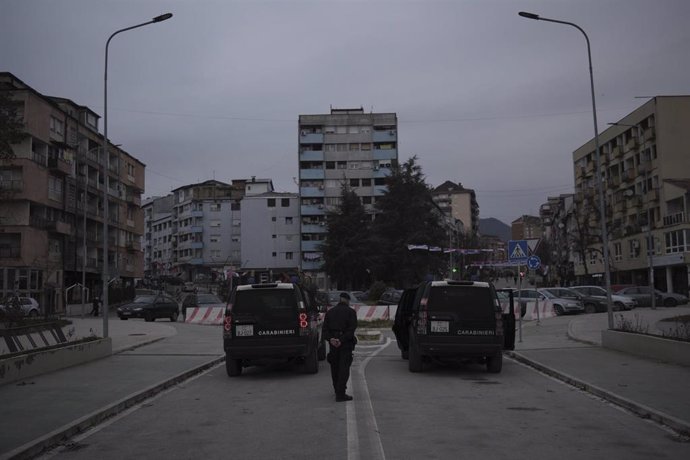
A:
[90,295,100,317]
[323,292,358,402]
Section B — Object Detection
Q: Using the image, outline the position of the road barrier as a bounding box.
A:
[184,305,398,326]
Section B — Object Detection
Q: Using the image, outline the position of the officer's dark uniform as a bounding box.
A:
[323,293,358,402]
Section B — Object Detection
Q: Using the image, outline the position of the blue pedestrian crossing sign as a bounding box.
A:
[508,240,529,262]
[527,255,541,270]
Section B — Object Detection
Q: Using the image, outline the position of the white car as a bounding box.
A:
[0,296,41,317]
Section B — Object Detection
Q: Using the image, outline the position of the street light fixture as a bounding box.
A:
[607,121,656,309]
[102,13,173,338]
[518,11,614,329]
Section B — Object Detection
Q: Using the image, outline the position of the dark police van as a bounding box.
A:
[393,280,515,373]
[223,283,325,377]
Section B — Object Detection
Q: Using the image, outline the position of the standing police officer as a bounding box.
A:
[323,292,358,402]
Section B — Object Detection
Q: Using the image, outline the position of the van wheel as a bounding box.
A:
[226,355,242,377]
[584,303,597,314]
[302,344,319,374]
[317,339,327,361]
[487,352,503,373]
[408,330,423,373]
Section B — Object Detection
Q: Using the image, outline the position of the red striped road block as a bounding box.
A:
[185,307,224,325]
[353,304,397,321]
[500,299,556,321]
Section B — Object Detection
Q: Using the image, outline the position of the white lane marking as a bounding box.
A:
[347,337,391,460]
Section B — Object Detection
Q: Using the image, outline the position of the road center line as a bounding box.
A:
[347,337,391,460]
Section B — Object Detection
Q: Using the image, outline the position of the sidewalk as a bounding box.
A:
[0,318,223,460]
[509,306,690,436]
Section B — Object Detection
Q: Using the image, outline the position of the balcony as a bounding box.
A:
[373,130,397,142]
[302,260,323,271]
[300,186,325,197]
[0,179,24,192]
[126,241,141,252]
[299,132,324,144]
[48,157,71,175]
[638,161,652,174]
[300,150,324,161]
[189,258,204,265]
[191,241,203,249]
[0,245,20,258]
[628,196,643,208]
[190,226,203,233]
[29,216,72,235]
[301,240,322,252]
[663,212,688,227]
[372,149,397,161]
[301,205,325,215]
[645,189,659,203]
[301,223,327,233]
[299,169,325,180]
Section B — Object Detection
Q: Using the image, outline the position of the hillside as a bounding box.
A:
[479,218,511,242]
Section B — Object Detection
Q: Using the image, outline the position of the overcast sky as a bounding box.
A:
[2,0,688,225]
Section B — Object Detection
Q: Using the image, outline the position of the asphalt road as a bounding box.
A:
[39,332,690,460]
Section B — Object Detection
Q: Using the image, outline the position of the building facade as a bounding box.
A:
[511,215,543,241]
[143,195,174,278]
[0,72,145,310]
[298,108,398,289]
[571,96,690,295]
[431,181,479,238]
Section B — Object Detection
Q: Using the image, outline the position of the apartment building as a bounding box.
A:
[511,215,543,240]
[170,180,245,281]
[572,96,690,295]
[298,108,398,289]
[143,195,174,278]
[431,181,479,238]
[240,190,300,282]
[0,72,145,310]
[539,194,576,285]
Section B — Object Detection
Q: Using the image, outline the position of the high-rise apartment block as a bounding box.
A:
[0,72,145,310]
[431,181,479,238]
[298,108,398,289]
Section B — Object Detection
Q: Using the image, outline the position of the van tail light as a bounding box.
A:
[417,298,428,335]
[495,312,504,335]
[298,311,309,336]
[224,304,233,332]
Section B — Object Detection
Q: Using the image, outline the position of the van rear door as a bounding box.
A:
[427,285,496,338]
[231,288,298,339]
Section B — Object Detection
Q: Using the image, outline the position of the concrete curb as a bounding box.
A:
[505,350,690,437]
[0,355,225,460]
[566,320,600,347]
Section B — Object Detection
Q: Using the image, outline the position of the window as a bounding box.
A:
[281,198,290,207]
[267,199,276,207]
[210,220,221,228]
[286,252,293,260]
[272,252,277,257]
[588,251,597,265]
[272,217,277,222]
[629,239,640,258]
[210,249,221,258]
[349,143,360,151]
[325,161,335,170]
[272,234,276,239]
[231,202,240,211]
[210,235,221,243]
[210,203,221,212]
[50,116,64,135]
[350,179,360,187]
[232,219,241,227]
[86,113,98,129]
[231,236,240,243]
[374,178,385,186]
[361,178,372,187]
[665,229,689,253]
[48,176,63,201]
[285,217,293,225]
[614,242,622,262]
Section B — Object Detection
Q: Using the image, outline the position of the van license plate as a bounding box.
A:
[431,321,449,333]
[236,325,254,336]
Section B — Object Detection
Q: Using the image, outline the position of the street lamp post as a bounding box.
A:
[102,13,172,338]
[519,11,614,329]
[608,122,656,309]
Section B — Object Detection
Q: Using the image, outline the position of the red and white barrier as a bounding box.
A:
[184,304,398,326]
[185,307,224,325]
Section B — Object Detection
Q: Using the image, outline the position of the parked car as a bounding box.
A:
[402,280,512,373]
[569,286,637,312]
[537,288,585,315]
[615,286,688,308]
[541,287,601,314]
[116,293,180,322]
[182,282,197,293]
[0,296,40,317]
[378,289,403,305]
[223,282,325,376]
[181,293,226,319]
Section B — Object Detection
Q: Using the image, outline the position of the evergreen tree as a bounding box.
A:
[320,183,373,289]
[0,90,26,160]
[370,156,447,287]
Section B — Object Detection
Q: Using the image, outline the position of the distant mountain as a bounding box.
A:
[479,218,511,242]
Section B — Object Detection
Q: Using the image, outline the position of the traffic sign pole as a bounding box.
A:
[518,264,522,343]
